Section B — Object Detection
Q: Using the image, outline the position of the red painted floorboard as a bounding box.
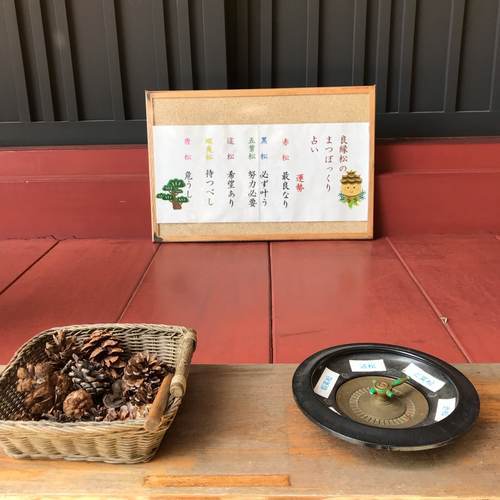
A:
[270,239,467,364]
[389,234,500,362]
[0,239,57,292]
[0,239,156,363]
[121,242,271,364]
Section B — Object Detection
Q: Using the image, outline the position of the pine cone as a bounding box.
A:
[51,371,72,409]
[65,354,111,397]
[123,353,169,405]
[24,382,54,417]
[104,402,148,422]
[16,362,55,417]
[45,330,76,366]
[81,330,126,379]
[63,389,93,419]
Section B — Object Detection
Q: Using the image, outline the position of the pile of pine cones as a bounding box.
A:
[14,330,173,422]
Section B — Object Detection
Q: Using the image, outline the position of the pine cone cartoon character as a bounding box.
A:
[339,170,366,208]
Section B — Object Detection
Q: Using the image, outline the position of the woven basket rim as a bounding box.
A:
[0,323,196,428]
[2,322,196,370]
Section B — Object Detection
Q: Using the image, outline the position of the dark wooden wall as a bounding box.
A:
[1,0,499,146]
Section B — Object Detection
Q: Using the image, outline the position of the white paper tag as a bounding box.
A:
[435,398,456,421]
[329,406,340,414]
[403,363,446,392]
[313,368,340,398]
[349,359,386,372]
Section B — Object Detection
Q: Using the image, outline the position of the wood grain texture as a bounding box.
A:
[270,239,467,363]
[121,242,271,363]
[0,239,57,293]
[0,239,157,363]
[390,234,500,362]
[0,363,497,499]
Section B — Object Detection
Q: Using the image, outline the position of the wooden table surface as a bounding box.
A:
[1,364,499,499]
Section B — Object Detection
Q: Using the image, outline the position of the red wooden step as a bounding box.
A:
[0,239,156,363]
[270,239,467,363]
[0,239,57,293]
[121,242,271,364]
[389,234,500,362]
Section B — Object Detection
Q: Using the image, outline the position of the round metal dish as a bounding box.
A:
[292,343,480,451]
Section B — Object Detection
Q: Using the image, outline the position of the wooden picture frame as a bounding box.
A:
[146,86,375,242]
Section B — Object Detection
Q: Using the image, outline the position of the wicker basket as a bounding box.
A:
[0,323,197,464]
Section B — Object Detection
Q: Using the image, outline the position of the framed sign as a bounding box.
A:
[146,86,375,242]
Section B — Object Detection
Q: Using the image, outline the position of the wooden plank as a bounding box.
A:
[0,239,156,364]
[0,364,498,499]
[27,0,55,121]
[0,239,57,293]
[352,0,367,85]
[152,0,170,89]
[444,0,465,112]
[305,0,320,86]
[271,239,467,363]
[490,0,500,111]
[144,474,290,488]
[51,0,78,120]
[174,0,194,89]
[389,234,500,362]
[3,0,30,122]
[102,0,125,120]
[375,0,392,112]
[120,242,271,363]
[196,0,227,89]
[0,145,151,239]
[397,0,416,112]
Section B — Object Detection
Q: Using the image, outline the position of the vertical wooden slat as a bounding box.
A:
[52,0,78,121]
[489,0,500,111]
[176,0,193,89]
[200,0,227,88]
[102,0,124,120]
[152,0,170,89]
[375,0,392,112]
[397,0,416,112]
[352,0,367,85]
[3,0,30,122]
[444,0,465,112]
[235,0,249,87]
[259,0,272,87]
[28,0,54,121]
[305,0,320,86]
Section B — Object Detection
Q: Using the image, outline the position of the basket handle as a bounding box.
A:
[144,372,173,432]
[171,329,197,398]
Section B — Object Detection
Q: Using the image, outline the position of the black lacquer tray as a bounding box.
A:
[292,343,480,451]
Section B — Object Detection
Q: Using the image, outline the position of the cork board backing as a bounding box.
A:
[146,87,375,242]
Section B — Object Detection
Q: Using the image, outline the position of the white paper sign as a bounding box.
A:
[403,363,446,392]
[313,368,340,398]
[349,359,386,372]
[435,398,457,422]
[153,122,370,224]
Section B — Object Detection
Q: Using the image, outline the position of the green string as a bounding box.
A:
[369,376,409,398]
